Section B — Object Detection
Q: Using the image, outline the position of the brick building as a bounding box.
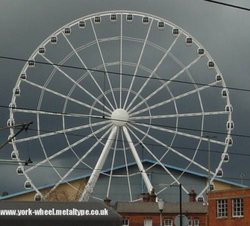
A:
[116,192,207,226]
[208,188,250,226]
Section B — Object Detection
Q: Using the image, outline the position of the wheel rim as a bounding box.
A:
[9,10,233,202]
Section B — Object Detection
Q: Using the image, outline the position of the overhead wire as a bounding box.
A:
[0,55,250,93]
[1,103,250,139]
[203,0,250,11]
[0,103,249,159]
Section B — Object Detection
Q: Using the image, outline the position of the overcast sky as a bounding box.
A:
[0,0,250,196]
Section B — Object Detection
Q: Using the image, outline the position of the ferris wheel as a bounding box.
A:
[8,10,233,202]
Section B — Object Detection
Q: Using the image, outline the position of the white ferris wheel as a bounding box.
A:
[8,10,233,202]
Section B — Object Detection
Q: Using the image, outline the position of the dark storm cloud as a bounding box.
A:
[0,0,250,195]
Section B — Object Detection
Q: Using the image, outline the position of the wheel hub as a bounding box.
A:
[111,108,129,126]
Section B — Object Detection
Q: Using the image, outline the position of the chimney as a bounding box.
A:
[141,193,150,202]
[189,190,197,202]
[104,197,111,206]
[141,189,157,202]
[149,189,156,202]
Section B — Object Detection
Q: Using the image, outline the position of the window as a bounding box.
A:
[188,219,192,226]
[144,218,152,226]
[164,219,173,226]
[232,198,244,217]
[122,217,129,226]
[217,199,228,218]
[194,219,199,226]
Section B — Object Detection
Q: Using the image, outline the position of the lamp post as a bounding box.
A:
[179,184,182,226]
[158,183,183,226]
[170,184,182,226]
[158,199,164,226]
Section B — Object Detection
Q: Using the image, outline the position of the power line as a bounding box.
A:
[1,103,250,139]
[203,0,250,11]
[0,121,33,150]
[1,55,250,93]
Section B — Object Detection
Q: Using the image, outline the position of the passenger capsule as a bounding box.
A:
[185,37,192,45]
[226,120,234,130]
[20,73,27,80]
[14,87,20,96]
[34,193,42,201]
[78,20,86,28]
[28,60,35,67]
[225,137,233,146]
[216,169,223,177]
[172,28,179,36]
[209,183,215,191]
[16,166,24,175]
[8,135,15,144]
[11,151,18,160]
[142,17,149,24]
[94,16,101,24]
[197,48,205,55]
[216,74,222,81]
[51,36,57,44]
[110,14,117,21]
[64,27,71,35]
[221,88,228,98]
[158,21,164,29]
[38,47,45,54]
[9,102,16,109]
[24,180,32,189]
[222,153,230,163]
[126,14,133,22]
[7,118,15,127]
[225,104,233,112]
[208,61,215,68]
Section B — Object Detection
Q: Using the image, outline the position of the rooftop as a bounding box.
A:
[116,201,207,214]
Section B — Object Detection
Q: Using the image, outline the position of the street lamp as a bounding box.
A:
[170,184,183,226]
[158,199,164,226]
[179,184,182,226]
[158,183,184,226]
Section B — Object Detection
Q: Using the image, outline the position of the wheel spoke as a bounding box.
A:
[25,123,112,173]
[132,121,225,146]
[41,53,113,113]
[127,126,189,194]
[23,79,111,117]
[119,14,123,108]
[123,20,153,109]
[128,55,202,114]
[130,111,228,121]
[126,33,180,112]
[13,107,102,118]
[90,19,118,109]
[45,128,112,199]
[128,123,216,175]
[15,120,109,143]
[130,80,219,117]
